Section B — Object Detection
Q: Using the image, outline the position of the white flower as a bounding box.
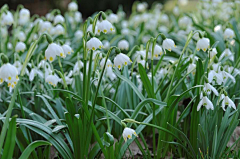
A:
[86,37,103,51]
[54,15,65,25]
[137,2,148,12]
[68,2,78,11]
[197,96,214,111]
[93,50,102,60]
[52,24,65,35]
[0,63,19,88]
[138,60,149,69]
[74,12,82,22]
[106,67,116,81]
[1,11,14,26]
[196,38,210,52]
[114,53,132,69]
[40,21,53,33]
[219,48,234,61]
[151,44,163,58]
[17,31,26,42]
[210,48,217,59]
[208,69,223,85]
[220,69,236,83]
[73,61,84,74]
[224,28,234,39]
[178,16,192,29]
[214,24,222,32]
[187,63,196,75]
[97,20,114,34]
[15,42,26,53]
[45,43,65,62]
[100,58,112,68]
[107,13,119,23]
[62,71,73,85]
[74,30,83,39]
[173,6,180,16]
[118,40,129,51]
[45,74,60,87]
[162,38,176,52]
[87,24,99,35]
[62,44,73,55]
[221,94,236,111]
[19,8,30,25]
[203,83,219,96]
[29,68,43,81]
[122,127,138,142]
[46,13,54,21]
[103,40,110,49]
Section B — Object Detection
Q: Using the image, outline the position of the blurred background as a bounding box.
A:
[0,0,168,17]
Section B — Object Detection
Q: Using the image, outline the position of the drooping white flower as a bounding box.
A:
[62,44,73,55]
[122,127,138,142]
[196,38,210,52]
[45,74,60,87]
[52,24,65,35]
[45,43,65,62]
[220,69,236,83]
[29,68,43,81]
[219,48,234,61]
[214,24,222,32]
[40,21,53,33]
[137,2,148,12]
[203,83,219,96]
[178,16,192,29]
[0,63,19,88]
[210,48,217,59]
[138,60,149,69]
[118,40,129,51]
[54,15,65,25]
[17,31,26,42]
[74,30,83,39]
[162,38,176,52]
[150,44,163,58]
[103,40,110,49]
[68,2,78,11]
[19,8,30,25]
[221,94,236,111]
[106,67,116,81]
[114,53,132,69]
[74,12,82,22]
[93,50,102,60]
[46,13,54,21]
[100,58,112,68]
[107,13,119,23]
[208,69,223,85]
[1,11,14,26]
[173,6,180,16]
[197,96,214,111]
[187,63,196,75]
[15,42,26,53]
[86,37,103,51]
[97,20,114,34]
[87,23,99,35]
[73,61,84,74]
[224,28,234,39]
[62,71,73,85]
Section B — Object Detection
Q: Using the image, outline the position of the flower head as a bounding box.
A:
[15,42,26,53]
[68,2,78,11]
[100,58,112,68]
[210,48,217,59]
[54,15,65,25]
[151,44,163,58]
[86,37,103,51]
[62,44,73,55]
[196,38,210,52]
[97,20,114,34]
[45,43,65,62]
[221,94,236,111]
[203,83,219,96]
[118,40,129,51]
[114,53,132,69]
[219,48,234,61]
[1,11,14,26]
[45,74,60,87]
[0,63,19,88]
[197,96,214,111]
[19,8,30,25]
[122,127,138,142]
[162,38,176,52]
[224,28,234,39]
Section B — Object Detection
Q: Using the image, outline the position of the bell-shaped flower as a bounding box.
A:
[196,38,210,52]
[100,58,112,68]
[210,48,217,59]
[114,53,132,70]
[29,68,43,81]
[107,13,119,23]
[118,40,129,51]
[19,8,30,25]
[61,71,73,85]
[1,11,14,26]
[45,43,65,62]
[68,2,78,11]
[73,60,84,74]
[17,31,26,42]
[86,37,103,51]
[87,23,99,35]
[75,30,83,39]
[224,28,234,39]
[15,42,26,53]
[45,74,60,87]
[150,44,163,58]
[97,20,114,34]
[0,63,19,88]
[208,69,223,85]
[197,95,214,111]
[203,83,219,96]
[122,127,138,142]
[138,60,149,69]
[93,50,102,60]
[187,63,196,75]
[52,24,65,35]
[162,38,176,52]
[62,44,73,55]
[220,69,236,83]
[221,94,236,111]
[54,15,65,25]
[40,21,52,33]
[178,16,192,29]
[219,48,234,61]
[106,67,116,81]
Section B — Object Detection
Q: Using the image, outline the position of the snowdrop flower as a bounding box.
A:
[68,2,78,11]
[220,68,236,83]
[75,30,83,39]
[62,71,73,85]
[17,31,26,42]
[86,37,103,51]
[161,14,169,23]
[197,95,214,111]
[93,50,102,60]
[173,6,180,16]
[100,58,112,68]
[114,53,132,69]
[224,28,234,39]
[151,44,163,58]
[1,11,14,26]
[87,24,99,35]
[221,94,236,111]
[208,68,223,85]
[45,43,65,62]
[73,61,84,74]
[118,40,129,51]
[178,16,192,29]
[62,44,73,55]
[15,42,26,53]
[29,68,43,81]
[107,13,119,23]
[7,43,13,50]
[203,83,219,96]
[54,15,65,25]
[45,74,60,87]
[210,48,217,59]
[122,127,138,142]
[214,24,222,32]
[103,40,110,50]
[97,20,114,34]
[137,2,148,12]
[46,13,54,21]
[138,60,149,69]
[13,61,23,75]
[187,63,196,75]
[0,63,19,88]
[106,67,116,81]
[74,12,82,22]
[40,21,53,33]
[53,24,65,35]
[196,38,210,52]
[219,48,234,61]
[162,38,176,52]
[19,8,30,25]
